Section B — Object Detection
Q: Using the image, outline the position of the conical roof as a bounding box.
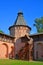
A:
[14,11,26,25]
[9,11,31,30]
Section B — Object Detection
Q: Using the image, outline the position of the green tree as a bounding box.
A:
[34,17,43,33]
[0,30,4,33]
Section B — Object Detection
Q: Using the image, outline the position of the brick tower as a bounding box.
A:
[9,11,33,60]
[9,11,31,39]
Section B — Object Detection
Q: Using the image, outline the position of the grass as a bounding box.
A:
[0,59,43,65]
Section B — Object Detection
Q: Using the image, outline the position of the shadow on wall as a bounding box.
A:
[14,35,33,60]
[9,46,14,59]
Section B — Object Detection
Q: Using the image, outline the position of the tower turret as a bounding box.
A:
[9,12,33,60]
[9,11,31,39]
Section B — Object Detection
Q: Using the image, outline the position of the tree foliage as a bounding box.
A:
[34,17,43,33]
[0,30,4,33]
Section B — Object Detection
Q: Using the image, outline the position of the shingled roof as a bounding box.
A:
[9,11,31,30]
[14,11,26,25]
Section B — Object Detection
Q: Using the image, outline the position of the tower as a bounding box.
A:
[9,11,33,60]
[9,11,31,40]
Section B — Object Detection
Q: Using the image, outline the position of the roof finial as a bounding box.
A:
[18,11,23,16]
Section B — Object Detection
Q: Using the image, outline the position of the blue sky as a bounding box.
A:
[0,0,43,34]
